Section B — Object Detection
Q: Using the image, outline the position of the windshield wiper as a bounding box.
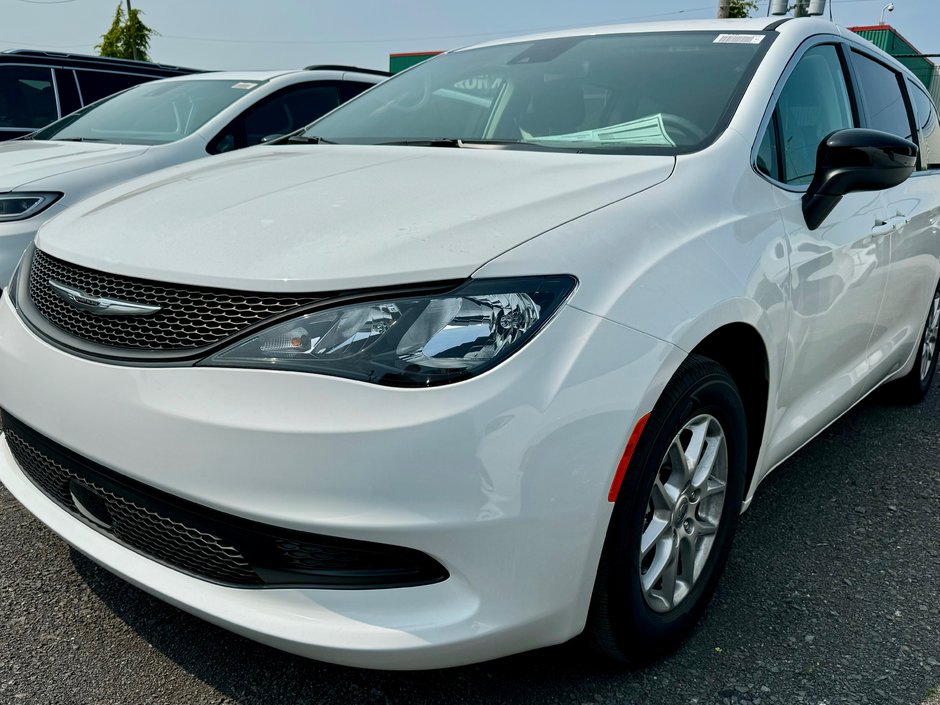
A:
[369,139,569,152]
[374,139,464,147]
[286,134,334,145]
[53,137,110,143]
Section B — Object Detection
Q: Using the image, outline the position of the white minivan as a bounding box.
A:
[0,66,385,285]
[0,18,937,670]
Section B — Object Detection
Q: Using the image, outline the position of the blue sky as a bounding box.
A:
[2,0,937,72]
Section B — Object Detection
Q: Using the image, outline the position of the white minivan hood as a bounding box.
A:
[0,140,148,191]
[37,145,674,292]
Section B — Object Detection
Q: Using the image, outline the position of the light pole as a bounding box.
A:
[880,2,894,24]
[126,0,138,61]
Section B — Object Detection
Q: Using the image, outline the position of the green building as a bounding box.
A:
[388,51,442,74]
[850,24,934,88]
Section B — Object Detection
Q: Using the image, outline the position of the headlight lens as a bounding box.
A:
[0,192,61,221]
[201,276,576,386]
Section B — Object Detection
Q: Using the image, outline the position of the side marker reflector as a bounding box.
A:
[607,412,651,502]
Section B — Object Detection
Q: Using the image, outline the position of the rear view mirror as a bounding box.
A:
[802,128,917,230]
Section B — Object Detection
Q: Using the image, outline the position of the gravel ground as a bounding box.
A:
[0,386,938,705]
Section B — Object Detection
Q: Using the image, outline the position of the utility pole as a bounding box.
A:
[717,0,730,18]
[125,0,138,61]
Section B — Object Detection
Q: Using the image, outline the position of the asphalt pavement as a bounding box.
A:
[1,385,938,705]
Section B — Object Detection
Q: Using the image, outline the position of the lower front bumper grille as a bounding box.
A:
[3,411,448,589]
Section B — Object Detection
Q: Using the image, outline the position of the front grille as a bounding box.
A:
[3,411,448,589]
[27,248,321,351]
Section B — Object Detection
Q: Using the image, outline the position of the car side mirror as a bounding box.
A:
[802,128,917,230]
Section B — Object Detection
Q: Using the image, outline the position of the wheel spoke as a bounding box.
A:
[641,515,671,556]
[696,519,719,538]
[691,434,721,488]
[642,536,676,595]
[677,532,696,592]
[657,548,680,610]
[681,419,709,483]
[651,476,678,511]
[699,476,726,500]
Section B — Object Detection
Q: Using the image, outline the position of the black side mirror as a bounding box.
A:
[802,128,917,230]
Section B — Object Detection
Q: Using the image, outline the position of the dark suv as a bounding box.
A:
[0,50,199,140]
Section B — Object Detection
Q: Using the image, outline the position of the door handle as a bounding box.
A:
[870,216,907,238]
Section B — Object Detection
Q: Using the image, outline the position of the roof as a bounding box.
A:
[155,70,299,83]
[0,49,198,74]
[154,67,389,86]
[462,17,784,50]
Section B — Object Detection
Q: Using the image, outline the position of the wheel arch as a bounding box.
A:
[685,322,771,499]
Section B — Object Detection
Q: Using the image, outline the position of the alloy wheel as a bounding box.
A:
[639,414,728,614]
[920,291,940,383]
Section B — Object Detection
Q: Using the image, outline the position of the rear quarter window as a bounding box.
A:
[907,80,940,169]
[0,66,57,129]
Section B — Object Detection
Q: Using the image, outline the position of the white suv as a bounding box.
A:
[0,18,937,670]
[0,66,385,285]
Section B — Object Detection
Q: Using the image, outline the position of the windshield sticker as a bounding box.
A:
[232,82,258,89]
[522,114,677,147]
[714,34,764,44]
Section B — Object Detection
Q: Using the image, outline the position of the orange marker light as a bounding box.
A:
[607,412,651,502]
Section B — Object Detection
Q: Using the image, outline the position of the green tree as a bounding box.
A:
[96,3,156,62]
[729,0,759,17]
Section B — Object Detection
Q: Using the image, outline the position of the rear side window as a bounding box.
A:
[0,66,57,129]
[54,69,81,116]
[340,81,375,102]
[243,85,341,143]
[208,83,344,153]
[850,51,914,142]
[907,80,940,169]
[773,45,855,186]
[76,70,152,105]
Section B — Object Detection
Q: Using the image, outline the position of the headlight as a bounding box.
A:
[201,276,576,387]
[0,192,61,222]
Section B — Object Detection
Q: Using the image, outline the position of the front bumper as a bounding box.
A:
[0,294,678,669]
[0,219,39,288]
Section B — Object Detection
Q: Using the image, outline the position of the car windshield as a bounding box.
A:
[32,79,263,145]
[305,31,772,153]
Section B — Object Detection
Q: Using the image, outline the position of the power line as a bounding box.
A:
[0,36,90,48]
[153,6,715,47]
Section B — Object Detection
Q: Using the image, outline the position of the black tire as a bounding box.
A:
[881,283,940,405]
[586,354,747,664]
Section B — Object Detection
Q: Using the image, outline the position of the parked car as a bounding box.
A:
[0,50,200,141]
[0,65,387,285]
[0,18,937,670]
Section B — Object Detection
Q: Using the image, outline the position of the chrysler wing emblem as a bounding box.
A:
[48,280,162,317]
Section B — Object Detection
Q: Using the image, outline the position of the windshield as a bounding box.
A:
[306,31,772,153]
[32,79,262,145]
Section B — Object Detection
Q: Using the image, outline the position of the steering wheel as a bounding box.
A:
[387,81,431,113]
[659,113,708,144]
